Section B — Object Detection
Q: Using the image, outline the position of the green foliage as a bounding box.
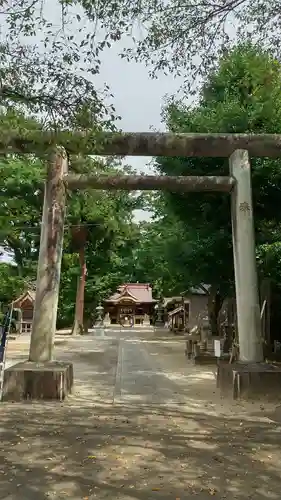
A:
[4,0,281,96]
[257,242,281,285]
[0,263,26,303]
[101,1,281,91]
[0,0,121,148]
[0,48,117,137]
[64,186,142,325]
[0,146,143,327]
[157,45,281,294]
[0,155,44,276]
[3,0,281,108]
[129,194,193,297]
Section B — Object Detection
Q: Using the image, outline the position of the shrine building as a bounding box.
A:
[10,289,35,334]
[103,283,157,327]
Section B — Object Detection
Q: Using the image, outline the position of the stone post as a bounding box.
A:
[155,300,163,327]
[103,312,111,327]
[229,149,263,362]
[29,147,68,362]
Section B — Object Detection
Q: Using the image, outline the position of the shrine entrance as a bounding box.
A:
[4,131,281,400]
[27,134,271,364]
[104,283,156,327]
[119,311,134,327]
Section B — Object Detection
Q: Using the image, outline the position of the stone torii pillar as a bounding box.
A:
[229,149,263,362]
[29,147,68,362]
[2,147,74,402]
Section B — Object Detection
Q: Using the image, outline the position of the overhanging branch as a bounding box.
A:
[64,174,235,192]
[1,131,281,157]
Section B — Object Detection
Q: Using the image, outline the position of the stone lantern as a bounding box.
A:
[154,300,163,326]
[95,304,104,325]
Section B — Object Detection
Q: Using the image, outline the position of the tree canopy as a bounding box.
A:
[2,3,281,332]
[3,0,281,96]
[156,44,281,297]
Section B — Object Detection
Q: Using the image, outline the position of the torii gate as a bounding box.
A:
[3,131,281,400]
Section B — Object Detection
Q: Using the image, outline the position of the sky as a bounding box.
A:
[94,41,184,220]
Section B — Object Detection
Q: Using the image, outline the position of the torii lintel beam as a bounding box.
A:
[2,132,281,157]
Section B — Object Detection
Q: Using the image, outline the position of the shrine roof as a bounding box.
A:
[12,290,36,308]
[106,283,156,303]
[168,305,185,317]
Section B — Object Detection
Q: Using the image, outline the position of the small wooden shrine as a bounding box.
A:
[11,290,35,334]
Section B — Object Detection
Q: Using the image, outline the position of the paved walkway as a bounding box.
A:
[1,330,281,499]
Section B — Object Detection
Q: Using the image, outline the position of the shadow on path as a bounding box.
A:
[0,401,280,499]
[1,332,281,499]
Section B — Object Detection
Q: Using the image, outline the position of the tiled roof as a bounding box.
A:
[106,283,156,303]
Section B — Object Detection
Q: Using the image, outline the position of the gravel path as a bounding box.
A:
[0,331,280,499]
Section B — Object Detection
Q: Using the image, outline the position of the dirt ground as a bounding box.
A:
[1,331,281,500]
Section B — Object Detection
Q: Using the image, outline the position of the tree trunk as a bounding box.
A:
[71,247,86,336]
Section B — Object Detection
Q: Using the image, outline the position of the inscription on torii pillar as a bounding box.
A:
[239,201,251,213]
